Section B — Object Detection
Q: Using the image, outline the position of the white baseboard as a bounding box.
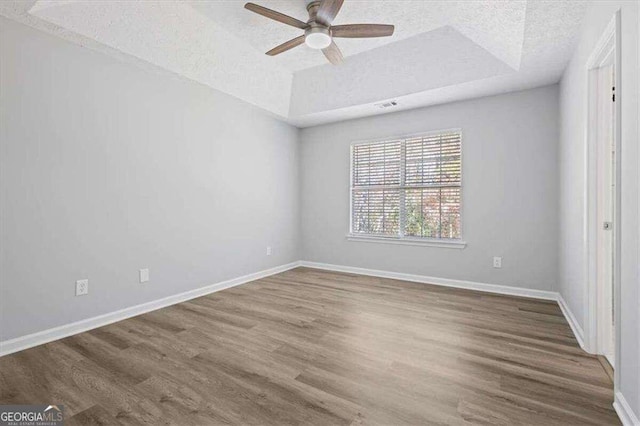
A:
[297,262,598,350]
[299,261,558,301]
[0,261,301,357]
[557,294,586,350]
[0,260,589,362]
[615,391,640,426]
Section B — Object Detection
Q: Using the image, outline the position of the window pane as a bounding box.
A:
[403,187,461,239]
[352,189,399,235]
[352,140,401,187]
[404,189,423,237]
[440,187,461,239]
[405,133,461,187]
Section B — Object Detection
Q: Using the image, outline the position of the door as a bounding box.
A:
[595,63,615,367]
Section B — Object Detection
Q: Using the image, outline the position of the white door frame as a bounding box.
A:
[583,10,621,378]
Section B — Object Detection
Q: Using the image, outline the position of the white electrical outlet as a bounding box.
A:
[493,257,502,268]
[266,246,272,256]
[139,268,149,283]
[76,279,89,296]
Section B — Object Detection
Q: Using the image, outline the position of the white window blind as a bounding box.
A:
[351,130,462,240]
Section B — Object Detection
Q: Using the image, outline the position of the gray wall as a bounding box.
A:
[558,0,639,418]
[300,85,559,291]
[0,18,300,341]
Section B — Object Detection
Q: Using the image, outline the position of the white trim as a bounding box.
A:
[300,261,557,300]
[346,234,467,249]
[614,391,640,426]
[611,8,623,395]
[350,127,463,146]
[557,294,586,350]
[0,261,301,357]
[586,17,616,68]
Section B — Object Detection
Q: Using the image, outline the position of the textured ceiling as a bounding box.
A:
[19,0,293,117]
[290,26,514,116]
[190,0,527,72]
[290,0,588,122]
[0,0,588,127]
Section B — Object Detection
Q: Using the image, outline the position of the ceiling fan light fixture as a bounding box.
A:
[305,27,331,49]
[245,1,394,64]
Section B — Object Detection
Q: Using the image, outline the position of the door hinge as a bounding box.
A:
[612,86,615,102]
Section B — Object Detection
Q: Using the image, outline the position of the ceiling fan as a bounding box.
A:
[244,0,395,65]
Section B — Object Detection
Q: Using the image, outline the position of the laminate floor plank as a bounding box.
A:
[0,267,620,425]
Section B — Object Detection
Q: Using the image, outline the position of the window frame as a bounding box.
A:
[348,128,466,249]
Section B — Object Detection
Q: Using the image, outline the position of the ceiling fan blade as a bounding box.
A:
[266,35,306,56]
[322,41,343,65]
[244,3,308,30]
[316,0,344,26]
[331,24,395,38]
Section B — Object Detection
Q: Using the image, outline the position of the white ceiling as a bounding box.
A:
[0,0,588,127]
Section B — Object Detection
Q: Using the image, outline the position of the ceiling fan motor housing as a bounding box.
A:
[306,1,321,22]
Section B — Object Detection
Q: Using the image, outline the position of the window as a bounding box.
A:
[350,130,462,244]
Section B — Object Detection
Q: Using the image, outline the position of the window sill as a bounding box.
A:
[346,234,467,249]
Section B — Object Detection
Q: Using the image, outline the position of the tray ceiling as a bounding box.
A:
[0,0,588,127]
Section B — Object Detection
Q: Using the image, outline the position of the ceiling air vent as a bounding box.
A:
[375,100,398,109]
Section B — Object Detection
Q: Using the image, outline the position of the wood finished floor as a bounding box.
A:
[0,267,619,425]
